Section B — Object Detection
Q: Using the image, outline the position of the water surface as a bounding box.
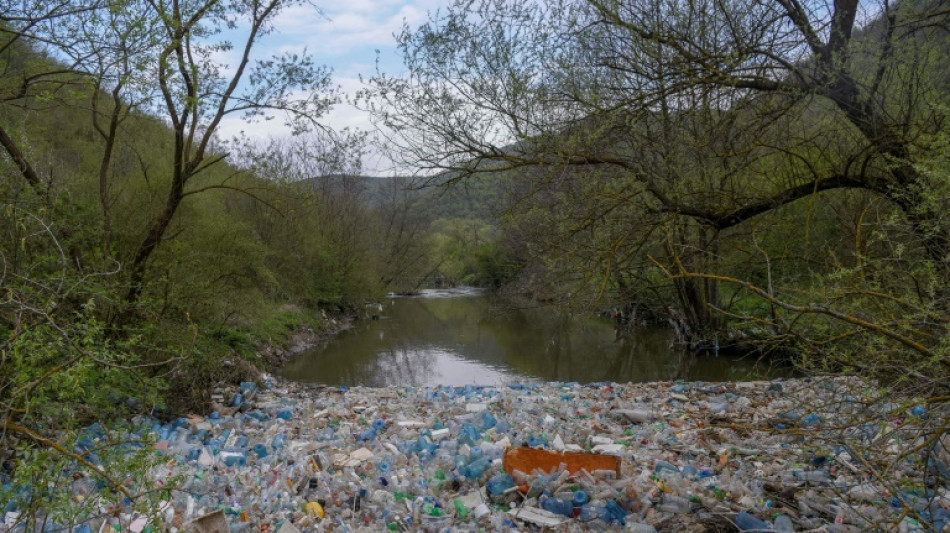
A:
[282,289,788,386]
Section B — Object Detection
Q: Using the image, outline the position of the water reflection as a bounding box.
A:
[281,292,789,386]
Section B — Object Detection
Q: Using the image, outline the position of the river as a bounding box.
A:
[281,289,790,386]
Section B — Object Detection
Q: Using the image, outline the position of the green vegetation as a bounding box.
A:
[0,1,446,515]
[367,0,950,386]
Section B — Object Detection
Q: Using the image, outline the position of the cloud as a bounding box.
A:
[212,1,452,175]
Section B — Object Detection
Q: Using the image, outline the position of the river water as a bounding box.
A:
[281,289,790,386]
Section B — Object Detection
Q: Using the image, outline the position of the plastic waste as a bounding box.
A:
[19,374,941,533]
[486,472,515,498]
[773,513,795,532]
[540,497,574,517]
[625,523,658,533]
[735,511,770,531]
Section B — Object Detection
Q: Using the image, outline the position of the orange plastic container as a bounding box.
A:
[502,447,621,476]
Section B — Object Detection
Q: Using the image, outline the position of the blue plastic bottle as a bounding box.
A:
[541,497,574,517]
[486,473,515,496]
[358,427,377,441]
[681,464,699,480]
[253,443,268,458]
[223,453,246,467]
[604,500,627,524]
[459,424,481,446]
[527,434,547,448]
[480,411,497,430]
[460,457,490,479]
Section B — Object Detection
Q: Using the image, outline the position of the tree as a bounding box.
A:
[0,1,104,196]
[367,0,949,262]
[2,0,341,314]
[365,0,950,338]
[122,0,337,311]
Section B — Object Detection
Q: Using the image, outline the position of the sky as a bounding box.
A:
[215,0,452,175]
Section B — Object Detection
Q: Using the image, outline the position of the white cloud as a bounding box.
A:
[211,1,453,174]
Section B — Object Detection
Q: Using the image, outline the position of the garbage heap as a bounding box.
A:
[3,376,949,532]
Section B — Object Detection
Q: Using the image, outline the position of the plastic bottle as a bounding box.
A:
[792,470,829,482]
[526,476,550,498]
[579,503,606,521]
[654,461,680,479]
[657,495,689,514]
[573,490,590,506]
[526,434,548,448]
[220,451,245,467]
[625,523,658,533]
[735,511,770,531]
[453,498,469,518]
[681,464,699,480]
[459,457,490,479]
[253,443,268,458]
[773,513,795,532]
[358,427,377,441]
[540,497,574,517]
[486,473,515,497]
[187,447,202,461]
[480,411,497,430]
[459,424,481,446]
[603,500,627,525]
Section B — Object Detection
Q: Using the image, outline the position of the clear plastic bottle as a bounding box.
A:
[734,511,769,531]
[625,523,658,533]
[656,495,689,514]
[773,513,795,532]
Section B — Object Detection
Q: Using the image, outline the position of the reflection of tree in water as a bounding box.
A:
[282,295,790,386]
[487,305,685,382]
[366,343,438,386]
[671,349,777,382]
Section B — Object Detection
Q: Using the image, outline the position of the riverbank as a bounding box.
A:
[159,306,355,414]
[258,314,355,369]
[20,376,945,533]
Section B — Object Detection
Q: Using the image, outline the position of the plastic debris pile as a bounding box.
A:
[2,376,949,532]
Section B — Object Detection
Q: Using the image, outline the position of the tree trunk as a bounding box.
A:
[0,124,43,194]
